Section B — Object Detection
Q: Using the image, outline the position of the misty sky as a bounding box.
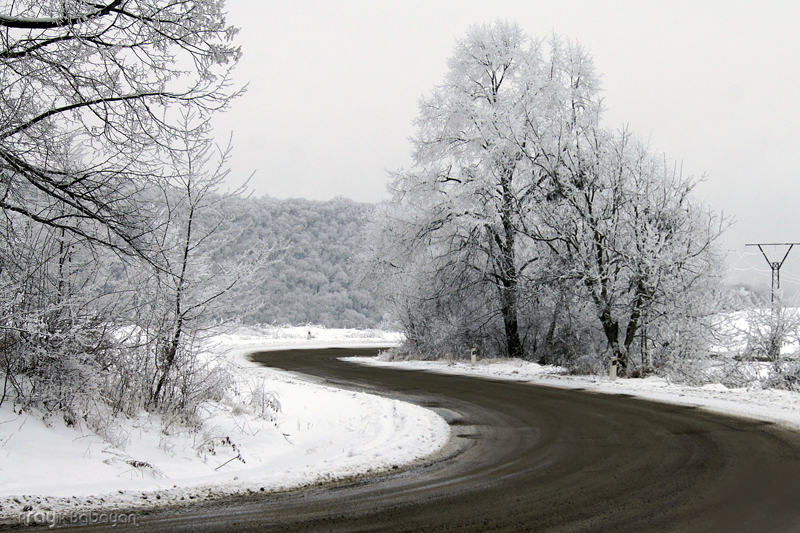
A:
[211,1,800,293]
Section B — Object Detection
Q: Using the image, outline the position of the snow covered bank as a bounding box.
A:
[346,356,800,431]
[0,327,449,525]
[6,323,800,527]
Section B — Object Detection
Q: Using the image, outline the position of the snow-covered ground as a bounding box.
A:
[3,324,800,528]
[0,326,448,527]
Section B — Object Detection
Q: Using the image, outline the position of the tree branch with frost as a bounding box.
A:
[0,0,241,261]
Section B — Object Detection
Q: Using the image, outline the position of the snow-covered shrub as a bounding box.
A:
[0,299,117,421]
[103,328,233,422]
[707,301,800,390]
[193,432,243,465]
[246,378,281,421]
[765,362,800,391]
[739,306,800,361]
[540,323,604,371]
[84,403,131,450]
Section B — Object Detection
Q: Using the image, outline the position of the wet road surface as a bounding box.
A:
[44,347,800,532]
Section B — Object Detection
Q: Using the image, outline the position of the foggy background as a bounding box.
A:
[211,0,800,296]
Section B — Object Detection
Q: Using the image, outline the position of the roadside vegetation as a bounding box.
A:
[0,0,257,430]
[0,1,383,437]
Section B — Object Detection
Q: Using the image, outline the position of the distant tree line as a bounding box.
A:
[209,195,384,328]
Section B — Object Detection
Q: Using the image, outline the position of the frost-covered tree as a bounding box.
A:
[530,129,727,374]
[368,22,726,371]
[0,0,240,258]
[0,1,243,419]
[368,23,603,359]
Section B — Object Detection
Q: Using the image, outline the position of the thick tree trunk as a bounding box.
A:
[496,166,524,359]
[496,242,523,359]
[598,304,628,375]
[545,291,565,349]
[623,280,648,352]
[500,278,523,359]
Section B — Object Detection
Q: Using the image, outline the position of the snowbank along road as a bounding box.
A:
[45,347,800,532]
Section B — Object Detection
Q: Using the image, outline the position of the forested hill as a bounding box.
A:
[217,195,383,328]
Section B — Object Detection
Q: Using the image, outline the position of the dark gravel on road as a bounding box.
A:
[41,347,800,532]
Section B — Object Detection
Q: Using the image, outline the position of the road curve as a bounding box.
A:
[56,347,800,532]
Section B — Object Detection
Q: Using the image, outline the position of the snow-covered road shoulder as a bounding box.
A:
[345,356,800,432]
[0,327,450,525]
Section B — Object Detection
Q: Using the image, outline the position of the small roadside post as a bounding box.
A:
[609,356,617,380]
[470,347,477,366]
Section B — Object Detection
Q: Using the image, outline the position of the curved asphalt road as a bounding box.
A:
[47,347,800,532]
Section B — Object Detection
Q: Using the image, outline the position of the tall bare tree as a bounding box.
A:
[147,114,261,410]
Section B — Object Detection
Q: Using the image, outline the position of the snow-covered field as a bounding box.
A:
[3,324,800,528]
[0,326,448,527]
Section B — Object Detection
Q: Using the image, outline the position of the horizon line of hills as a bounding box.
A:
[212,195,778,329]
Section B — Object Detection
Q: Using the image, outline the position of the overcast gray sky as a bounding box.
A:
[211,0,800,293]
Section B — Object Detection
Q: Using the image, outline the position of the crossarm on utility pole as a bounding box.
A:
[746,243,800,305]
